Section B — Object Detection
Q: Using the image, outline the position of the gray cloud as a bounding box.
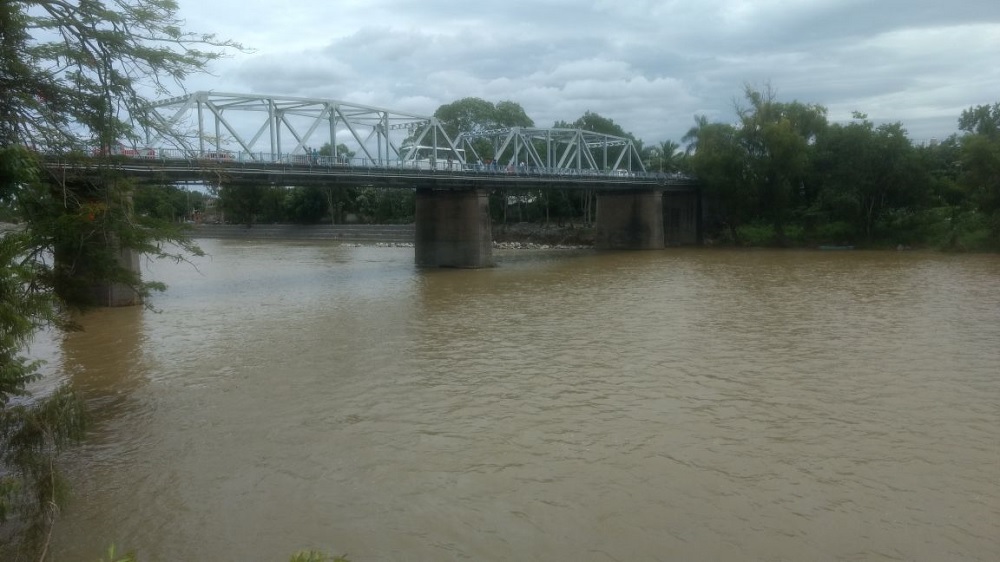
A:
[179,0,1000,145]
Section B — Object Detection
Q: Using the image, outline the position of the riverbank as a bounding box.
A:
[191,222,596,248]
[493,222,595,247]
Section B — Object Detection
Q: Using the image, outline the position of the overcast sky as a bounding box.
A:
[172,0,1000,147]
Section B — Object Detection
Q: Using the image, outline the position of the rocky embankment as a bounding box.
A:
[493,223,595,248]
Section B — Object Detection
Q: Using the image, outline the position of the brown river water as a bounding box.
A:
[32,240,999,561]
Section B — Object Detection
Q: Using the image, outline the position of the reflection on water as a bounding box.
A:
[44,241,1000,561]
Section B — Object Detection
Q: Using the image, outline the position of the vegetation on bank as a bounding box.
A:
[685,87,999,251]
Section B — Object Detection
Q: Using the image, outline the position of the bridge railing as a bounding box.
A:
[46,147,695,183]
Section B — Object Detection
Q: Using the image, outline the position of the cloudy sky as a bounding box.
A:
[172,0,1000,146]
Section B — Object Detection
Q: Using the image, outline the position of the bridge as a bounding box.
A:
[45,92,700,303]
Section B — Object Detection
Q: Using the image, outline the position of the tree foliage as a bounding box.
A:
[433,97,534,165]
[813,117,928,241]
[683,117,749,240]
[683,87,998,250]
[958,102,1000,139]
[433,97,533,138]
[2,0,240,150]
[645,140,684,173]
[554,110,634,139]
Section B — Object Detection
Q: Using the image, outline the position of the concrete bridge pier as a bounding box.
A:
[594,189,665,250]
[55,237,142,307]
[48,180,143,307]
[91,246,142,307]
[414,188,494,268]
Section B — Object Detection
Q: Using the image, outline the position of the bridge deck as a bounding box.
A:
[44,157,697,191]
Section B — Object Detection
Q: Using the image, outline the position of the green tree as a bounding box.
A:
[554,110,635,139]
[434,97,533,138]
[2,0,239,151]
[682,86,828,244]
[813,115,926,243]
[354,187,414,223]
[434,97,533,163]
[133,185,206,222]
[957,126,1000,247]
[647,140,683,172]
[494,101,533,130]
[958,102,1000,139]
[683,117,749,241]
[735,84,827,242]
[218,184,288,226]
[285,186,328,224]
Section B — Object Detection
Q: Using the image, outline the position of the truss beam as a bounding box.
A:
[145,91,446,166]
[142,92,645,173]
[455,127,645,172]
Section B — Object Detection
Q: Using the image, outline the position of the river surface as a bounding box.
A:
[36,240,999,561]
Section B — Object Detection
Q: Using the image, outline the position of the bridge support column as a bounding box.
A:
[595,190,665,250]
[414,188,493,268]
[90,246,142,307]
[50,180,143,307]
[56,236,142,307]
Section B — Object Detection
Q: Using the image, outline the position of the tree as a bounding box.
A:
[958,102,1000,140]
[647,140,683,172]
[735,84,827,241]
[494,101,533,131]
[285,187,328,224]
[434,97,533,139]
[1,1,240,557]
[813,116,926,243]
[682,85,828,244]
[957,121,1000,247]
[133,185,206,222]
[434,97,533,164]
[683,117,749,241]
[554,110,635,139]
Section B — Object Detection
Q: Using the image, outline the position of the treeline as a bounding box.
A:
[684,86,999,250]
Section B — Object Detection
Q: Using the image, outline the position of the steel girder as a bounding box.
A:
[454,127,646,172]
[144,91,457,165]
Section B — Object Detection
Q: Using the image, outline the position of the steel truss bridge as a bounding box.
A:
[41,92,701,272]
[132,91,686,186]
